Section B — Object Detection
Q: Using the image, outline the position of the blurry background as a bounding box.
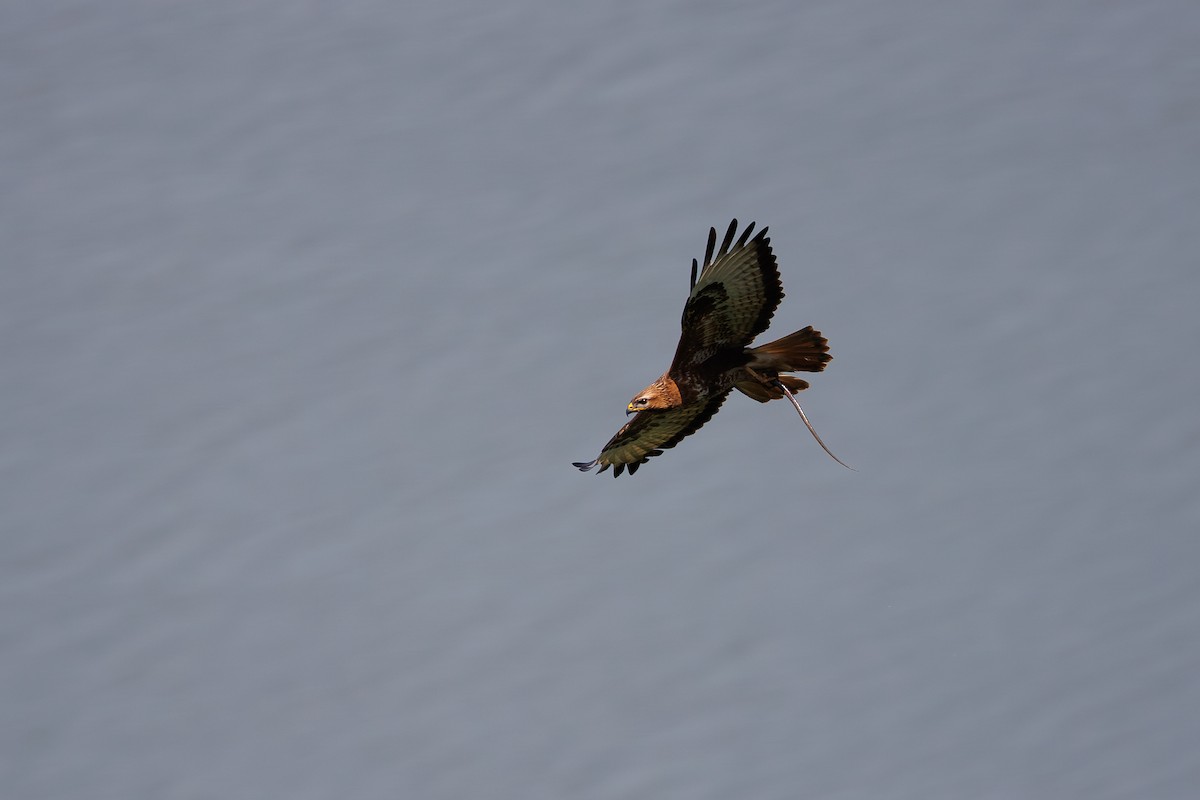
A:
[4,1,1199,798]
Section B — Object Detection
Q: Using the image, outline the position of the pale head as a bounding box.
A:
[626,375,682,415]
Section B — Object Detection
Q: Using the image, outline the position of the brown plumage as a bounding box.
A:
[574,219,848,477]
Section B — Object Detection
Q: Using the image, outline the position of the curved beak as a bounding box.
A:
[626,405,637,416]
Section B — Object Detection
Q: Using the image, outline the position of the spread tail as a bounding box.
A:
[734,327,830,403]
[747,326,831,373]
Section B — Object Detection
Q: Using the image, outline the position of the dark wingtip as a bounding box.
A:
[735,220,756,248]
[718,219,738,258]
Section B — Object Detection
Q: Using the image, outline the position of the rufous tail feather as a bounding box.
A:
[747,326,831,373]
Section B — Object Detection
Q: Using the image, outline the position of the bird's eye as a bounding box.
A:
[636,398,648,406]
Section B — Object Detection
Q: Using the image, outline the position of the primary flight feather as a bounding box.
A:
[573,219,848,477]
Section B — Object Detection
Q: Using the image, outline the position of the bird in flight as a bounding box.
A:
[573,219,849,477]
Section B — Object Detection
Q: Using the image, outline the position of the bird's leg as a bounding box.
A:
[744,366,780,395]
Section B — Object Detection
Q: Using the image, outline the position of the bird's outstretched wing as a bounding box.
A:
[671,219,784,372]
[573,392,730,477]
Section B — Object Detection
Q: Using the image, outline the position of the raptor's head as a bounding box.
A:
[627,375,682,415]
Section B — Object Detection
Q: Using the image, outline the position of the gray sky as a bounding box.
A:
[4,1,1199,798]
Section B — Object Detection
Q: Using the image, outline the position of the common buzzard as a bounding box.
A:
[573,219,848,477]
